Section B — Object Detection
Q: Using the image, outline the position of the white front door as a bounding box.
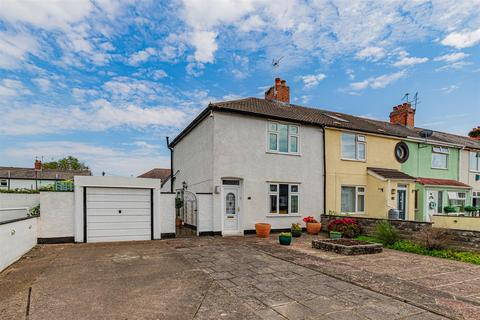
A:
[223,186,240,233]
[426,189,437,222]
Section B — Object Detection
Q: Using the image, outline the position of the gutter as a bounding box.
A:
[166,136,174,193]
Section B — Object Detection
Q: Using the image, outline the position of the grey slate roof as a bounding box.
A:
[170,97,480,150]
[0,167,91,180]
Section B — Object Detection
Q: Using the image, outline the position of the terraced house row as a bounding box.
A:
[167,78,480,235]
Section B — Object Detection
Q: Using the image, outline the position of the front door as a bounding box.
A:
[223,186,239,233]
[397,185,407,220]
[426,190,437,222]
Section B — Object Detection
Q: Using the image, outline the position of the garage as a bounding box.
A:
[85,187,152,243]
[74,176,163,243]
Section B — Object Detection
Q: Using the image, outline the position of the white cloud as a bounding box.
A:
[393,56,428,67]
[0,32,39,69]
[434,52,468,62]
[5,140,169,177]
[128,47,157,66]
[152,69,168,80]
[347,70,407,92]
[441,28,480,49]
[0,79,30,97]
[435,61,472,71]
[32,78,51,92]
[190,31,218,63]
[440,84,460,93]
[301,73,327,88]
[355,46,386,62]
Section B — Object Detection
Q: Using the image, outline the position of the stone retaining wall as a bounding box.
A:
[321,215,480,252]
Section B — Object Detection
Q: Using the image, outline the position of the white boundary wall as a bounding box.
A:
[0,217,37,272]
[159,193,175,235]
[0,193,39,209]
[38,192,74,239]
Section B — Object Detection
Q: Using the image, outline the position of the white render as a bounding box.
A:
[459,149,480,204]
[172,111,325,234]
[0,217,37,272]
[0,179,56,190]
[74,176,162,243]
[38,192,75,239]
[0,193,40,209]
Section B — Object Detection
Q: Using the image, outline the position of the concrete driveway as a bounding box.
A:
[0,236,477,320]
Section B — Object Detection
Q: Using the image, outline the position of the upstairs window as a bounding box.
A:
[341,133,366,161]
[470,152,480,172]
[432,146,448,169]
[268,122,299,153]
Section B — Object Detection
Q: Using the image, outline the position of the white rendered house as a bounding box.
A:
[169,79,325,235]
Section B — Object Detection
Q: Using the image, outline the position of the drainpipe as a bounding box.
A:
[322,126,327,218]
[166,136,174,193]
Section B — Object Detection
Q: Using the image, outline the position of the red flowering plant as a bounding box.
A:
[303,216,318,224]
[327,218,361,238]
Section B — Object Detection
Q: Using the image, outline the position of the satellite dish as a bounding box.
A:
[419,129,433,139]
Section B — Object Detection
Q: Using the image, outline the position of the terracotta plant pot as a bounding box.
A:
[306,222,321,235]
[175,217,183,227]
[255,223,271,238]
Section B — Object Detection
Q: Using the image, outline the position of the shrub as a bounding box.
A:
[0,188,39,194]
[374,220,399,245]
[303,216,318,223]
[291,223,302,231]
[444,206,457,213]
[414,228,451,250]
[279,232,292,237]
[29,204,40,217]
[327,218,361,238]
[464,206,477,213]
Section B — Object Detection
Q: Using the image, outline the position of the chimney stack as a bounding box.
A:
[34,159,42,171]
[389,102,415,127]
[265,77,290,104]
[469,126,480,140]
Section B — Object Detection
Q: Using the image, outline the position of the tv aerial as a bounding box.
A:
[272,56,284,69]
[401,92,420,110]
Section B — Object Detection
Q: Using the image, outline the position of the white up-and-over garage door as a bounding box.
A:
[85,187,152,243]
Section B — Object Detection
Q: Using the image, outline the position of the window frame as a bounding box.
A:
[267,121,300,155]
[267,182,300,215]
[431,146,449,170]
[340,185,366,214]
[341,132,366,161]
[470,151,480,173]
[0,179,7,187]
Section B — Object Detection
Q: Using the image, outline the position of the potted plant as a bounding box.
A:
[327,217,361,238]
[465,205,477,216]
[279,232,292,245]
[329,231,342,239]
[255,223,271,238]
[444,206,457,214]
[291,223,302,237]
[303,216,321,235]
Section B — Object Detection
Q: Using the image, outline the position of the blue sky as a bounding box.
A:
[0,0,479,176]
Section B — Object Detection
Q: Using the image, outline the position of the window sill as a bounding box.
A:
[341,158,366,163]
[266,151,301,157]
[266,214,301,218]
[431,167,448,170]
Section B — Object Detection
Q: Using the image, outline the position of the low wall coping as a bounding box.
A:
[322,215,433,225]
[0,215,36,226]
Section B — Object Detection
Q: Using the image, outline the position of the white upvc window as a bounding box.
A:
[447,192,466,209]
[470,152,480,172]
[268,183,299,215]
[341,133,366,161]
[432,146,449,169]
[341,186,365,214]
[473,191,480,208]
[267,122,299,154]
[0,179,7,187]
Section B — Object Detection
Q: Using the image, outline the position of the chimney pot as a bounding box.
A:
[265,78,290,104]
[389,102,415,127]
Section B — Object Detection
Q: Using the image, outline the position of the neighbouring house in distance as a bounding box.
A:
[138,168,172,189]
[0,160,91,190]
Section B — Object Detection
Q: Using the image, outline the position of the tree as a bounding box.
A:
[42,156,89,171]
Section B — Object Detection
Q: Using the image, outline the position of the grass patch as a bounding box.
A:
[356,235,480,265]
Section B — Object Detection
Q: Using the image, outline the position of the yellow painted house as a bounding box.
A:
[325,127,416,221]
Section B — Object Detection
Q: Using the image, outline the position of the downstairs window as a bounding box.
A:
[268,183,299,214]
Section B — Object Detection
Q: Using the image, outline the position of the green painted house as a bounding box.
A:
[401,141,472,222]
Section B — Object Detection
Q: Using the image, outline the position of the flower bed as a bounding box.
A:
[312,239,383,255]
